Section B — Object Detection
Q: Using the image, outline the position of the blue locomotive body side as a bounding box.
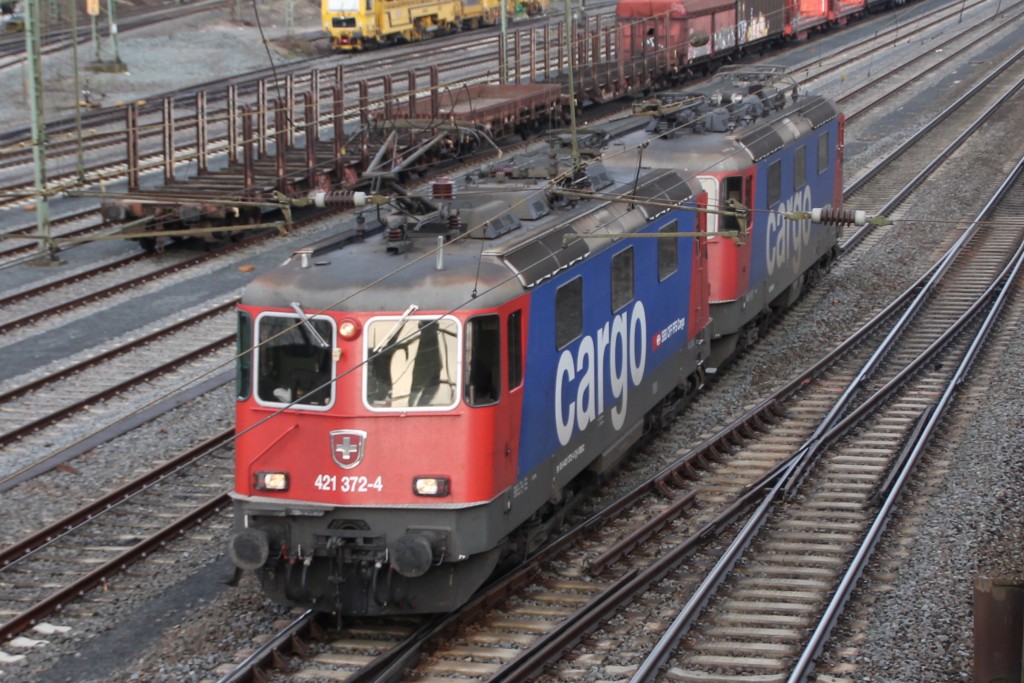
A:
[517,208,703,479]
[750,116,843,291]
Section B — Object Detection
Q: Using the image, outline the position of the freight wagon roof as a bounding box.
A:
[616,0,734,18]
[242,157,701,314]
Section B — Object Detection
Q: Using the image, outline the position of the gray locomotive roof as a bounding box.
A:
[242,77,836,315]
[604,130,752,175]
[242,159,700,314]
[603,94,837,176]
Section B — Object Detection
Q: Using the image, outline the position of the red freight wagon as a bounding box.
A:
[786,0,829,37]
[829,0,867,23]
[616,0,787,75]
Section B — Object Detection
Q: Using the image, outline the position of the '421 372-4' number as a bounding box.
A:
[314,474,383,493]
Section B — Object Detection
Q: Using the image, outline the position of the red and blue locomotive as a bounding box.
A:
[614,66,843,368]
[227,67,844,616]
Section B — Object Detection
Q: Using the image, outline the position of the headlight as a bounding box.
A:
[413,477,450,497]
[339,318,361,341]
[254,471,289,491]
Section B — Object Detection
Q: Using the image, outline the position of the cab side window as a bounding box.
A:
[465,315,501,407]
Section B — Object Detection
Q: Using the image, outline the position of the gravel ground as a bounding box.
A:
[1,3,1023,682]
[0,0,326,130]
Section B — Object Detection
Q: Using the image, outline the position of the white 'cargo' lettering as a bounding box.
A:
[555,301,647,446]
[766,185,813,276]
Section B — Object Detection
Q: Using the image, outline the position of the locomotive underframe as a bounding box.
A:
[231,495,509,614]
[707,241,838,371]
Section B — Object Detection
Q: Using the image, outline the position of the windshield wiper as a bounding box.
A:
[373,304,420,353]
[290,302,330,348]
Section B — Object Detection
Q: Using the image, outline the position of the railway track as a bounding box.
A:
[0,228,262,336]
[835,1,1024,125]
[836,47,1024,250]
[0,431,235,644]
[844,48,1024,214]
[791,0,1019,98]
[627,155,1024,683]
[0,301,234,459]
[0,0,230,66]
[0,208,114,266]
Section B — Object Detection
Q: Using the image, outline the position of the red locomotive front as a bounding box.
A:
[230,301,526,614]
[234,307,519,506]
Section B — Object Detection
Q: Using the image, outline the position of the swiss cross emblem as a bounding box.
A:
[330,430,367,469]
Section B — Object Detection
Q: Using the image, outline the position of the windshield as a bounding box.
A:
[364,316,460,410]
[326,0,360,11]
[255,313,335,408]
[697,176,719,233]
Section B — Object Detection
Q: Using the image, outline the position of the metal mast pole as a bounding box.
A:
[562,0,579,170]
[106,0,122,67]
[91,12,98,62]
[24,0,54,262]
[91,13,99,62]
[499,0,508,83]
[71,0,85,181]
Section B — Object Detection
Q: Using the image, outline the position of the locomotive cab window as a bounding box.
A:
[236,311,253,401]
[255,313,335,408]
[817,132,830,175]
[721,176,746,234]
[364,316,460,410]
[556,278,583,349]
[465,315,501,407]
[697,177,718,233]
[611,248,634,312]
